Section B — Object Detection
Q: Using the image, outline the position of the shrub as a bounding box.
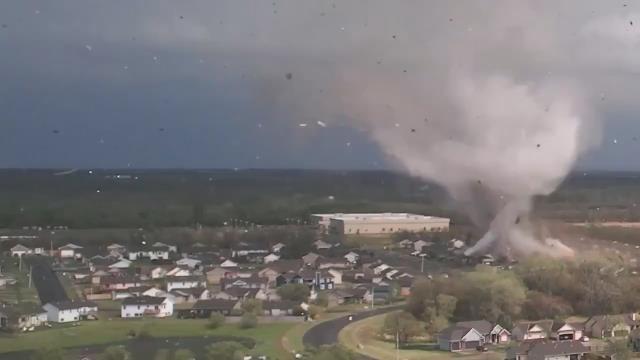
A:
[239,313,258,329]
[208,312,226,329]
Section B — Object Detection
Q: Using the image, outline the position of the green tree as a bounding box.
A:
[277,283,311,302]
[99,346,131,360]
[173,349,196,360]
[205,341,247,360]
[241,299,263,316]
[382,311,423,344]
[207,312,226,329]
[608,339,632,360]
[239,313,258,329]
[31,347,66,360]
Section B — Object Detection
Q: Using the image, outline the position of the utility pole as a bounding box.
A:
[420,253,426,273]
[396,330,400,360]
[28,266,32,288]
[371,284,375,309]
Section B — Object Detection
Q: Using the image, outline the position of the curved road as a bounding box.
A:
[303,305,403,349]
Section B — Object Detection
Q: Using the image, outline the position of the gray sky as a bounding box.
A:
[1,0,639,170]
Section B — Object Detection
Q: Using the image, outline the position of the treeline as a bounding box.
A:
[405,254,640,333]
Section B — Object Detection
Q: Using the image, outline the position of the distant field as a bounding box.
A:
[571,222,640,228]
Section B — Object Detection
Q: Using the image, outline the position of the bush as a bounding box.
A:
[239,313,258,329]
[208,312,226,329]
[205,341,248,360]
[308,304,324,320]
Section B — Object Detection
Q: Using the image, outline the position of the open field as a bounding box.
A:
[339,312,504,360]
[0,318,294,359]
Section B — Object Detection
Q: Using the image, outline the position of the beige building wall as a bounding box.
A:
[327,215,450,235]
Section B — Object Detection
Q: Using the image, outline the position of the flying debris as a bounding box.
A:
[179,15,184,19]
[54,169,79,176]
[85,45,92,51]
[613,139,618,144]
[285,73,293,80]
[395,123,400,127]
[316,121,327,127]
[298,123,308,127]
[159,128,165,132]
[52,129,60,134]
[410,128,416,133]
[536,144,541,148]
[1,24,7,28]
[392,35,397,39]
[346,142,351,147]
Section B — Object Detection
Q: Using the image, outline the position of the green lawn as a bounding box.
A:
[0,318,295,359]
[339,313,504,360]
[0,256,39,304]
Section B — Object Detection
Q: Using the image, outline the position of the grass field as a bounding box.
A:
[0,318,295,359]
[0,256,39,304]
[338,312,504,360]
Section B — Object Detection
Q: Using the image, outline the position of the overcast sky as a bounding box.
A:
[1,1,640,170]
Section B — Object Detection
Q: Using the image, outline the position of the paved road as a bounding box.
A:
[303,305,403,349]
[28,256,69,305]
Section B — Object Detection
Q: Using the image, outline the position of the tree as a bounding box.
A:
[608,339,632,360]
[205,341,247,360]
[382,311,423,344]
[241,299,263,316]
[239,313,258,329]
[99,346,131,360]
[522,291,573,320]
[173,349,196,360]
[208,312,225,329]
[31,347,65,360]
[277,283,310,302]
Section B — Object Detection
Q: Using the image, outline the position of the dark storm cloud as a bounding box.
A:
[0,1,639,169]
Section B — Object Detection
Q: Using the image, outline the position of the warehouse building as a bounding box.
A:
[311,213,450,235]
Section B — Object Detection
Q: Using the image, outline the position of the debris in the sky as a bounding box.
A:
[392,35,397,39]
[316,121,327,127]
[298,123,308,127]
[159,128,165,132]
[536,144,541,148]
[52,129,60,134]
[328,195,335,200]
[1,24,7,28]
[123,65,128,70]
[199,59,204,64]
[96,189,101,193]
[633,136,638,141]
[477,179,482,185]
[346,142,351,147]
[449,18,453,22]
[410,128,416,133]
[85,45,93,51]
[395,123,400,127]
[179,16,184,19]
[255,155,261,160]
[631,21,634,26]
[285,72,293,80]
[35,10,40,14]
[153,56,158,61]
[257,123,263,128]
[320,12,326,16]
[403,69,407,73]
[99,138,105,144]
[515,216,521,225]
[613,139,618,144]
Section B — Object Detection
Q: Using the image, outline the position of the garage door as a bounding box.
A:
[464,341,480,349]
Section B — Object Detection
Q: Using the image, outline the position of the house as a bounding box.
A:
[150,266,168,279]
[313,240,332,250]
[102,276,143,291]
[317,257,350,270]
[302,252,321,266]
[326,289,364,307]
[398,239,413,248]
[344,251,359,264]
[327,269,343,285]
[121,296,173,318]
[206,266,237,285]
[438,325,486,352]
[168,288,209,304]
[108,259,132,269]
[166,266,192,277]
[299,270,335,290]
[506,339,590,360]
[220,259,239,268]
[107,243,127,252]
[221,275,268,290]
[0,303,47,331]
[152,242,177,252]
[42,301,98,323]
[176,257,202,269]
[550,321,583,341]
[271,243,286,253]
[456,320,511,344]
[258,260,304,283]
[128,245,170,261]
[59,243,83,259]
[263,253,280,264]
[166,275,205,292]
[10,244,31,257]
[262,300,301,316]
[583,314,638,338]
[512,320,553,341]
[186,299,240,318]
[142,287,167,298]
[231,246,269,261]
[212,287,261,301]
[361,285,394,304]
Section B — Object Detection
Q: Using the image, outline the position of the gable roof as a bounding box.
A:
[46,300,97,310]
[527,340,589,360]
[192,299,238,311]
[122,296,167,306]
[10,244,30,252]
[438,325,481,342]
[456,320,493,335]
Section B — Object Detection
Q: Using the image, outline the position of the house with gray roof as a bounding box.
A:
[438,325,485,352]
[506,339,590,360]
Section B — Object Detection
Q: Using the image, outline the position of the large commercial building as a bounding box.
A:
[311,213,450,235]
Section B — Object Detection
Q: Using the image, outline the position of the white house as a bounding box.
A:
[107,243,127,253]
[152,242,177,252]
[176,257,202,269]
[43,301,98,323]
[108,259,132,269]
[438,325,485,352]
[166,276,204,292]
[263,253,280,264]
[413,240,429,252]
[328,269,343,285]
[150,267,168,279]
[121,296,173,318]
[166,266,191,277]
[10,244,31,257]
[344,252,359,264]
[220,259,238,268]
[313,240,332,250]
[142,287,167,297]
[59,243,83,259]
[271,243,286,253]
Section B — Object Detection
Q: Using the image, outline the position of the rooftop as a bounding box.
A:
[313,213,449,223]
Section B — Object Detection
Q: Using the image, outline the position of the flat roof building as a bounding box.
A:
[311,213,450,235]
